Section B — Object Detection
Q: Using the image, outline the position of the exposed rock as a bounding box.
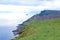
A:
[12,10,60,35]
[12,24,25,35]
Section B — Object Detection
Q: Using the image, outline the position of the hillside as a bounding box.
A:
[12,10,60,40]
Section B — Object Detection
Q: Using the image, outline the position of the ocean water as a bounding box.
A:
[0,26,16,40]
[0,9,42,40]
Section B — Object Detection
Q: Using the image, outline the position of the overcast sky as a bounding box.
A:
[0,0,59,6]
[0,0,60,26]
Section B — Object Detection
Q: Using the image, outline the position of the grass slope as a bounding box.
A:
[12,19,60,40]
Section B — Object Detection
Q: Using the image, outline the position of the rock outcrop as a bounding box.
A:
[12,10,60,35]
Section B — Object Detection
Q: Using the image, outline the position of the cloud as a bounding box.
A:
[0,0,60,26]
[0,0,60,7]
[0,0,60,9]
[38,1,60,10]
[0,0,40,6]
[0,5,38,26]
[0,13,28,26]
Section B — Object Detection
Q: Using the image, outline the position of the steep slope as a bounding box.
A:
[12,10,60,40]
[23,10,60,25]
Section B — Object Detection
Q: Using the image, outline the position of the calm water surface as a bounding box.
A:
[0,26,16,40]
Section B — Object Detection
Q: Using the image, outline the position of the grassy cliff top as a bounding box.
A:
[12,10,60,40]
[12,19,60,40]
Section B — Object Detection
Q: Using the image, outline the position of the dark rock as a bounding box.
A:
[12,10,60,35]
[17,24,24,31]
[12,30,19,35]
[12,24,25,35]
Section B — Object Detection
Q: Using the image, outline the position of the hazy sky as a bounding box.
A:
[0,0,60,26]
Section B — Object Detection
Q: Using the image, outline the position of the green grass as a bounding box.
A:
[12,19,60,40]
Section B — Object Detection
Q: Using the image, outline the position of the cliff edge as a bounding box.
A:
[12,10,60,40]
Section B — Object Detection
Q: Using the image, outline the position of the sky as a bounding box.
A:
[0,0,60,26]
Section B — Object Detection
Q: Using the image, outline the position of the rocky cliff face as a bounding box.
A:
[12,10,60,35]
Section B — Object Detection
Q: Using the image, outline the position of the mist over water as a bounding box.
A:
[0,0,60,40]
[0,12,41,40]
[0,26,16,40]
